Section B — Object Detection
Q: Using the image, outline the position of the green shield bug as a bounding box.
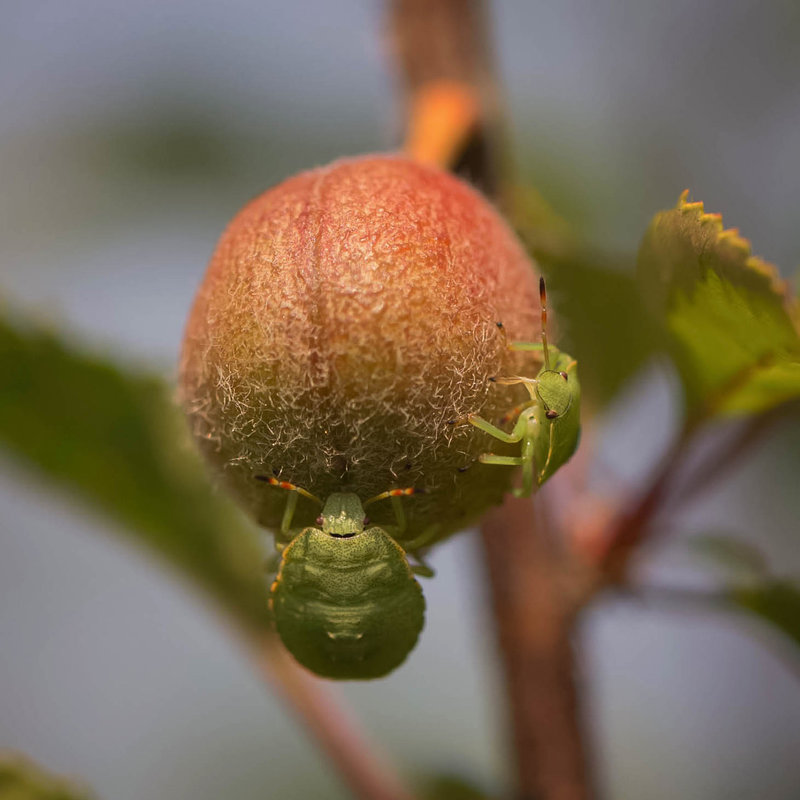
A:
[257,476,435,680]
[467,277,581,495]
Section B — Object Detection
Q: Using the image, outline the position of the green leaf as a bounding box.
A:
[690,534,768,582]
[0,753,97,800]
[637,192,800,419]
[731,579,800,650]
[0,312,271,632]
[542,252,663,407]
[690,535,800,660]
[418,774,493,800]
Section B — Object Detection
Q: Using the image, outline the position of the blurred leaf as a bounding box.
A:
[418,773,493,800]
[0,312,271,632]
[637,192,800,419]
[0,753,96,800]
[97,118,239,178]
[505,183,573,265]
[509,185,662,407]
[732,579,800,650]
[690,534,768,582]
[542,253,663,407]
[690,535,800,662]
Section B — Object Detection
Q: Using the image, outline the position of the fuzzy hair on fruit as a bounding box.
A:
[180,155,541,542]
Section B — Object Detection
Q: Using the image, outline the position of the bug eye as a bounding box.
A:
[363,516,370,526]
[545,409,559,420]
[315,515,324,526]
[559,371,569,381]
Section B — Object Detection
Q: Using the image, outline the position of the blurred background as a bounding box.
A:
[1,1,799,798]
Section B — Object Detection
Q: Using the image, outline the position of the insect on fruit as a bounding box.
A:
[467,277,581,495]
[257,476,435,680]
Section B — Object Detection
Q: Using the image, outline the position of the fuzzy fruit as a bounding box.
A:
[179,155,541,543]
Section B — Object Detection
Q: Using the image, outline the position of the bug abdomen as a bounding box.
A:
[270,528,425,679]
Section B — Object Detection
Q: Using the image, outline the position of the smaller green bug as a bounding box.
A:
[467,277,581,495]
[256,476,435,680]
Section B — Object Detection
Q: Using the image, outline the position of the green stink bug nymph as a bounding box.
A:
[467,277,581,495]
[257,477,432,680]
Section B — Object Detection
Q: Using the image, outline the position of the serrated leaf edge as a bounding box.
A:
[676,190,797,323]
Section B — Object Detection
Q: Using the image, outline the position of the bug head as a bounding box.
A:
[319,492,368,536]
[270,526,425,679]
[536,368,573,419]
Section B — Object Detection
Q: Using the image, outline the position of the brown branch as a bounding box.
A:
[593,400,800,586]
[672,402,797,507]
[615,584,730,614]
[388,0,506,196]
[248,633,416,800]
[593,424,695,585]
[481,496,592,800]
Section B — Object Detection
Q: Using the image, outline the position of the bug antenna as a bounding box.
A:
[539,276,551,370]
[364,487,420,508]
[258,475,323,507]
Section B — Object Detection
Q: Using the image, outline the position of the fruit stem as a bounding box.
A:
[250,634,416,800]
[481,496,592,800]
[389,0,506,197]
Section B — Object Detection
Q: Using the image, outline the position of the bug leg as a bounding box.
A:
[255,475,322,541]
[271,528,294,555]
[364,488,421,538]
[468,402,531,444]
[404,524,441,579]
[497,322,545,359]
[390,495,407,536]
[280,491,299,538]
[499,400,533,427]
[517,420,538,497]
[410,560,436,579]
[538,419,558,484]
[478,454,538,497]
[258,525,284,573]
[479,454,524,466]
[403,523,440,552]
[478,413,538,497]
[472,409,533,494]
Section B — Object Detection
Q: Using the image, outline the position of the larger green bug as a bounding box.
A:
[257,476,434,680]
[467,277,581,495]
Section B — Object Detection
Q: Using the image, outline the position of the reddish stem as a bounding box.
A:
[595,427,693,584]
[481,496,592,800]
[251,635,416,800]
